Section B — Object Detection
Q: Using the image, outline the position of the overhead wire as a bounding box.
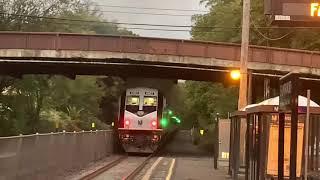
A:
[2,12,320,33]
[120,27,234,33]
[83,4,209,13]
[250,19,294,41]
[0,12,201,28]
[253,28,293,41]
[0,12,240,33]
[24,19,235,33]
[91,10,197,17]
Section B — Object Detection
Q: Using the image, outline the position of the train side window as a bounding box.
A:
[127,96,139,105]
[143,97,157,106]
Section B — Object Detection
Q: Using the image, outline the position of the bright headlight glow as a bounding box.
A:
[230,70,241,80]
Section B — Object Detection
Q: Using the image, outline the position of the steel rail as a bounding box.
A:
[80,156,128,180]
[123,154,154,180]
[123,130,178,180]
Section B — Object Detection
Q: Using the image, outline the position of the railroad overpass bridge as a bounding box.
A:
[1,32,320,82]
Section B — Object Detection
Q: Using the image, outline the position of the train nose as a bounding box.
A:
[137,111,144,116]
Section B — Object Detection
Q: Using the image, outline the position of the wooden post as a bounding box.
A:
[304,90,310,179]
[238,0,251,110]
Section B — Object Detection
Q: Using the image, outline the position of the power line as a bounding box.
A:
[2,12,320,31]
[0,12,239,30]
[252,27,294,41]
[122,27,235,33]
[0,12,195,28]
[95,10,196,17]
[86,4,209,13]
[251,20,294,41]
[33,19,235,33]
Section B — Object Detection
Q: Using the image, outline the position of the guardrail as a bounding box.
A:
[0,130,113,180]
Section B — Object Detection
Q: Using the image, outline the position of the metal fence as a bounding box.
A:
[0,130,113,180]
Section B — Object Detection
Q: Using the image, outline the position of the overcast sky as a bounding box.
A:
[94,0,208,39]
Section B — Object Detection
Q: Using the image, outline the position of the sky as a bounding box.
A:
[94,0,208,39]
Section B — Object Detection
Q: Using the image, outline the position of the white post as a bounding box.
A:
[304,89,310,179]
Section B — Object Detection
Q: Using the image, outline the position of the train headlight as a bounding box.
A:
[125,120,130,126]
[151,120,157,127]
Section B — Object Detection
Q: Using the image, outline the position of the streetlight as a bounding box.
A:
[230,70,241,80]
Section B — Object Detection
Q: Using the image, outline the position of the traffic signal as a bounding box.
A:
[171,116,181,124]
[160,118,169,128]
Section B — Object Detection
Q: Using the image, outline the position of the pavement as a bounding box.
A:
[172,157,231,180]
[162,130,232,180]
[71,130,234,180]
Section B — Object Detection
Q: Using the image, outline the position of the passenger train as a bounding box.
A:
[117,87,174,153]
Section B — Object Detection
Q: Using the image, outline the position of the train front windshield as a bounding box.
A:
[126,96,139,113]
[143,97,157,106]
[125,96,158,113]
[143,96,157,113]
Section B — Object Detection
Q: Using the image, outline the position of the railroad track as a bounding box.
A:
[79,154,154,180]
[79,155,128,180]
[79,131,178,180]
[123,153,153,180]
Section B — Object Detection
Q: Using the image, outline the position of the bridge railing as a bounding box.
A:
[0,130,113,180]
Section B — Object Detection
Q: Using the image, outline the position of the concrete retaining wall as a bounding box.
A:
[0,130,113,180]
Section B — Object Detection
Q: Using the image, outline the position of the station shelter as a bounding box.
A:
[230,96,320,179]
[229,103,257,177]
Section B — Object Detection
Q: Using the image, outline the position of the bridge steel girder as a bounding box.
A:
[0,32,319,76]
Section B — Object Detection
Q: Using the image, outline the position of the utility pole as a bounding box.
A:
[238,0,251,110]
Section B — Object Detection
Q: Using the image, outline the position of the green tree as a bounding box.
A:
[192,0,320,50]
[99,77,125,125]
[0,0,134,35]
[0,0,134,136]
[47,76,107,130]
[183,81,238,151]
[10,75,51,133]
[185,81,238,127]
